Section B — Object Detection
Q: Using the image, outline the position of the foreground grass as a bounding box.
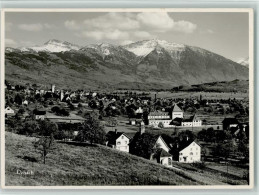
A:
[6,132,202,186]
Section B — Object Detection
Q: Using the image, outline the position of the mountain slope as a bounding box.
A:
[5,39,248,90]
[237,57,249,68]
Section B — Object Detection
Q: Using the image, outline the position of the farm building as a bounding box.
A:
[5,106,15,117]
[222,118,239,130]
[33,108,46,120]
[181,114,202,127]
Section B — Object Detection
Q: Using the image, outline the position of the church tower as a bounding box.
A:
[139,121,145,135]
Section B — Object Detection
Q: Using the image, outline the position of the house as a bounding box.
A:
[172,104,183,119]
[181,114,202,127]
[106,130,130,153]
[172,139,201,163]
[135,107,144,118]
[5,106,15,117]
[33,109,46,120]
[222,118,239,130]
[22,100,28,105]
[129,119,136,125]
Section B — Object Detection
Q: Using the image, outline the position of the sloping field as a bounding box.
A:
[4,132,247,186]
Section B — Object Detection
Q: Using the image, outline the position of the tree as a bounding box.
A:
[34,120,58,164]
[107,117,118,128]
[158,122,164,129]
[130,133,157,159]
[19,120,39,136]
[14,93,23,105]
[77,112,106,145]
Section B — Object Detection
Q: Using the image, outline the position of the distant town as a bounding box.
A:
[5,80,249,173]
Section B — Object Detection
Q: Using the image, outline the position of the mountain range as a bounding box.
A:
[5,39,249,90]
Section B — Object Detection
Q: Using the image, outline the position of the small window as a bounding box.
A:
[117,142,121,145]
[180,153,183,155]
[190,148,192,151]
[121,136,124,139]
[125,141,127,144]
[190,152,193,155]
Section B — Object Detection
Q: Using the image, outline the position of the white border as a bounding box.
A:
[0,8,254,190]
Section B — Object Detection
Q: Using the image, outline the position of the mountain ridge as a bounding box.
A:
[5,39,248,90]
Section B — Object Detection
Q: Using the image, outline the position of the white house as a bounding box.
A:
[172,104,183,119]
[181,114,202,127]
[106,130,130,153]
[5,106,15,117]
[22,100,29,105]
[178,140,201,163]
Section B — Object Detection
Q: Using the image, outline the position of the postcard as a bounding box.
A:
[1,8,254,189]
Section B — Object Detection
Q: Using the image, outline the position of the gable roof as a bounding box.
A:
[106,131,129,145]
[177,139,201,152]
[33,109,46,115]
[222,118,239,124]
[172,104,183,112]
[154,135,171,152]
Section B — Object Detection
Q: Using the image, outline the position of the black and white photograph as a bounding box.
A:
[1,8,254,189]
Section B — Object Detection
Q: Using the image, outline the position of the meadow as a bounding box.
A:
[5,132,248,186]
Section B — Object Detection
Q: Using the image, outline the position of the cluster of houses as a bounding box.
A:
[106,122,201,167]
[147,104,202,128]
[5,82,249,168]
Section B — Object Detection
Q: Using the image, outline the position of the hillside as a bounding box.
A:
[5,132,198,186]
[171,80,249,93]
[5,132,247,186]
[5,39,248,90]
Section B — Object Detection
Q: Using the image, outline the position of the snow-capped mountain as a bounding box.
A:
[5,39,249,90]
[19,39,81,53]
[237,57,249,67]
[123,39,185,57]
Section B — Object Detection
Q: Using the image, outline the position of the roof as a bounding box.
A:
[182,114,201,122]
[175,139,201,152]
[149,111,169,116]
[172,104,183,112]
[222,118,239,124]
[154,135,171,151]
[106,131,129,145]
[33,109,46,115]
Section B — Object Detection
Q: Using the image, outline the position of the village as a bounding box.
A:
[5,81,249,179]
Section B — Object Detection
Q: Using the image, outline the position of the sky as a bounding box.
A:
[5,11,249,61]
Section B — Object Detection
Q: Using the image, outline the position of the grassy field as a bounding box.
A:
[5,132,198,186]
[5,132,248,186]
